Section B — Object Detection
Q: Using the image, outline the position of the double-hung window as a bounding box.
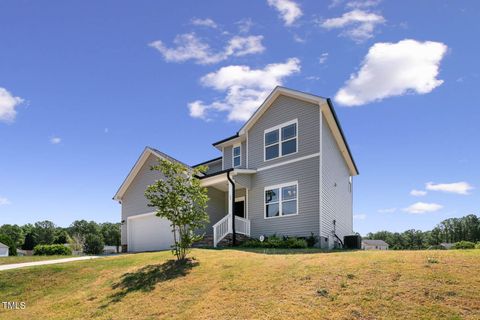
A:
[264,119,297,161]
[265,182,298,218]
[232,145,241,168]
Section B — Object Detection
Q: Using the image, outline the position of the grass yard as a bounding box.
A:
[0,249,479,319]
[0,255,73,266]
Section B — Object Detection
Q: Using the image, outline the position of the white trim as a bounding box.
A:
[264,181,298,219]
[263,119,298,162]
[246,131,249,168]
[257,153,319,172]
[232,143,241,168]
[127,212,156,220]
[221,147,225,170]
[246,188,249,220]
[319,109,323,240]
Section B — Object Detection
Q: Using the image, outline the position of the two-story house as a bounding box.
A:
[113,86,359,251]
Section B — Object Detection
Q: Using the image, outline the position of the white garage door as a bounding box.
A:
[128,213,175,252]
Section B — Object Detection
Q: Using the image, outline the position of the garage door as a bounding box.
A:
[128,213,174,252]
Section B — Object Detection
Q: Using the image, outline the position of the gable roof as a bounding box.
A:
[113,147,192,201]
[192,156,222,168]
[213,86,358,175]
[0,242,8,248]
[362,240,389,246]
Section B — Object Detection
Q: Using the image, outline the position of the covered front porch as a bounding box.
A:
[200,168,256,247]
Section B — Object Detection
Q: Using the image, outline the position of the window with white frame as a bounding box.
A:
[232,145,241,167]
[265,182,298,218]
[264,120,297,161]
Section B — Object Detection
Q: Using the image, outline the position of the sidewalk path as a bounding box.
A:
[0,256,101,271]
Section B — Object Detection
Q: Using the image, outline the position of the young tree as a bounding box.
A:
[145,159,209,261]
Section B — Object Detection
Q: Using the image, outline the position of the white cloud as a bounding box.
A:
[50,137,61,144]
[0,196,11,206]
[335,39,448,106]
[267,0,303,26]
[378,207,396,213]
[319,52,329,64]
[410,189,427,197]
[320,9,385,42]
[189,58,301,121]
[293,34,306,43]
[403,202,443,214]
[149,33,265,65]
[353,213,367,220]
[426,181,474,195]
[0,87,24,123]
[191,18,218,28]
[236,18,254,34]
[346,0,382,9]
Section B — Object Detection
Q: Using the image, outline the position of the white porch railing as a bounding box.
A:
[213,214,250,247]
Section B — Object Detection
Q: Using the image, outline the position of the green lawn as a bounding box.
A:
[0,255,73,266]
[0,249,479,319]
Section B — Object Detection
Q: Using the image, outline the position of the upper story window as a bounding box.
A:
[232,144,241,167]
[264,119,298,161]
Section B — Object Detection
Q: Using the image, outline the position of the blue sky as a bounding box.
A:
[0,0,478,235]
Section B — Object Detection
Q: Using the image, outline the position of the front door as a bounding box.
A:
[234,200,245,218]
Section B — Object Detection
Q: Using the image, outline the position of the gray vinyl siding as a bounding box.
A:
[204,159,222,175]
[223,146,232,170]
[121,154,164,244]
[248,156,320,238]
[321,115,353,241]
[203,187,227,235]
[247,95,320,169]
[223,141,246,169]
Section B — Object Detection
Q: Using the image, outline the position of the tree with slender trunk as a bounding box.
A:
[145,159,209,261]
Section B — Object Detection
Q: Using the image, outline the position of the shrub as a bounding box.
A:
[33,244,72,256]
[0,234,17,256]
[83,233,104,255]
[306,233,318,247]
[453,241,475,249]
[240,235,307,249]
[476,242,480,249]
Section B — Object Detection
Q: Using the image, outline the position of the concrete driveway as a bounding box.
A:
[0,256,101,271]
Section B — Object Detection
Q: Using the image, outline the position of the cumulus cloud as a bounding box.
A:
[191,18,218,28]
[410,189,427,197]
[403,202,443,214]
[378,207,396,213]
[188,58,301,121]
[50,137,61,144]
[0,87,24,123]
[353,213,367,220]
[0,196,11,206]
[149,33,265,65]
[335,39,448,106]
[320,9,385,42]
[426,181,474,195]
[267,0,303,26]
[236,18,254,34]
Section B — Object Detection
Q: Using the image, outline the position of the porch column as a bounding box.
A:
[228,179,233,231]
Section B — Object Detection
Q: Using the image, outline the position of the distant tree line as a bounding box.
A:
[365,214,480,250]
[0,220,121,256]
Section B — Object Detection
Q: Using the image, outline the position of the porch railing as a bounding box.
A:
[213,214,250,247]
